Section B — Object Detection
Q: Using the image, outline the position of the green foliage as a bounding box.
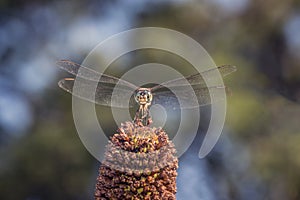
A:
[0,122,94,200]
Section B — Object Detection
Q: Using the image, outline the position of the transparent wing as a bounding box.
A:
[56,60,138,90]
[58,78,136,108]
[151,65,236,91]
[152,86,228,109]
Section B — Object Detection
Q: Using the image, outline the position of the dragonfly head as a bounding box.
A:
[135,88,153,105]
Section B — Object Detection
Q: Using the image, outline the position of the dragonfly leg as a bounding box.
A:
[133,104,152,126]
[133,105,143,126]
[147,116,153,125]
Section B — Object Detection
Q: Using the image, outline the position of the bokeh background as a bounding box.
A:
[1,0,300,199]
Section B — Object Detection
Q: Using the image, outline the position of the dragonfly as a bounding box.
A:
[57,60,236,126]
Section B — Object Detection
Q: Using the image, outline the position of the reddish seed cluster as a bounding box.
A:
[94,121,178,200]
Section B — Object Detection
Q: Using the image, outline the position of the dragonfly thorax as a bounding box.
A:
[134,88,153,105]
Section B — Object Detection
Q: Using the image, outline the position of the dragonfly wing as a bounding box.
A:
[56,60,138,90]
[152,86,228,109]
[58,78,136,108]
[151,65,236,91]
